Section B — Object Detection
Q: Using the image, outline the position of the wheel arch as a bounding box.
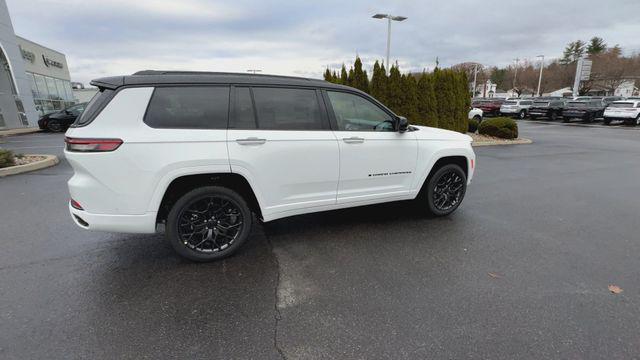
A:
[154,172,263,225]
[417,154,470,195]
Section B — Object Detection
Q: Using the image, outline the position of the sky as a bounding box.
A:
[7,0,640,85]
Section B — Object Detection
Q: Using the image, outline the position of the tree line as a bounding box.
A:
[457,36,640,97]
[324,57,470,133]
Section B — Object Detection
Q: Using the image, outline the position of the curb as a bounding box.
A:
[472,138,533,147]
[0,155,59,177]
[0,127,41,137]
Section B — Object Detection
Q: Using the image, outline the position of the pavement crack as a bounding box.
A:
[265,232,287,360]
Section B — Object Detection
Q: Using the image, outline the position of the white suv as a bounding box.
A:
[603,100,640,125]
[65,71,475,261]
[500,99,534,119]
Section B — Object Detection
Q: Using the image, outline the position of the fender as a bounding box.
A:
[412,143,475,196]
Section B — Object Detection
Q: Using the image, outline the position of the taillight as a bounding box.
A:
[70,199,84,210]
[65,137,123,152]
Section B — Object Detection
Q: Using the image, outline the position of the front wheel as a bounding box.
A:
[518,110,526,119]
[47,120,64,132]
[166,186,253,262]
[424,164,467,216]
[603,118,611,126]
[550,111,558,121]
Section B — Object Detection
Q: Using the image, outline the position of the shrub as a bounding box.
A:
[468,118,479,133]
[478,117,519,139]
[0,148,15,168]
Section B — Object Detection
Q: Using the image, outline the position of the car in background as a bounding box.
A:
[603,100,640,125]
[468,107,483,122]
[562,99,607,122]
[471,98,505,117]
[528,98,566,120]
[38,103,87,132]
[499,99,534,119]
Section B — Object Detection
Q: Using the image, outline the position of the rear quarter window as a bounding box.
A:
[72,89,115,126]
[144,86,230,129]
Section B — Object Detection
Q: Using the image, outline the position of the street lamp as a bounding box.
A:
[512,58,519,89]
[372,13,407,74]
[536,55,544,97]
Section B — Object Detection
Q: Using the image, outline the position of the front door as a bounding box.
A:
[227,86,339,219]
[324,90,417,204]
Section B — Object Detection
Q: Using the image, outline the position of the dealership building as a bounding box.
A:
[0,0,76,130]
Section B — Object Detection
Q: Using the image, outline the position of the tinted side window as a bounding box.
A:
[73,89,114,126]
[145,86,229,129]
[232,87,257,129]
[327,91,393,131]
[252,87,325,130]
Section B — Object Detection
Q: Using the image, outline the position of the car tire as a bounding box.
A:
[423,164,467,217]
[518,110,526,119]
[550,111,558,121]
[603,118,611,126]
[529,115,537,120]
[165,186,253,262]
[473,115,482,123]
[47,120,63,132]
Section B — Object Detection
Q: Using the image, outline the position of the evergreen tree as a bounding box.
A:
[348,68,355,86]
[323,68,333,82]
[340,64,348,85]
[350,56,369,93]
[386,64,404,114]
[400,74,419,123]
[369,60,388,105]
[587,37,607,55]
[561,40,586,64]
[417,72,437,127]
[363,70,370,94]
[332,70,339,83]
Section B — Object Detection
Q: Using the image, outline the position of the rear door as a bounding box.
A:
[323,90,417,203]
[227,86,339,218]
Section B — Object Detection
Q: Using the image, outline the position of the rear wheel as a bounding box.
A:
[166,186,252,262]
[47,120,63,132]
[550,111,558,121]
[473,115,482,123]
[603,118,611,126]
[424,164,467,217]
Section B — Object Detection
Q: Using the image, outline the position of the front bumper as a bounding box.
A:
[68,202,158,234]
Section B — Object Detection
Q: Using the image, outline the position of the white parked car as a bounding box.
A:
[65,71,476,261]
[499,99,534,119]
[603,100,640,125]
[468,107,483,122]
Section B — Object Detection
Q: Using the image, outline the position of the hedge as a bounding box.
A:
[0,149,15,168]
[325,58,469,133]
[478,117,519,139]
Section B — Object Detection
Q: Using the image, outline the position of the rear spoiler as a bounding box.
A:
[90,76,125,90]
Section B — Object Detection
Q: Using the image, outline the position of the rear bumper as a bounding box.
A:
[500,108,520,114]
[68,202,157,234]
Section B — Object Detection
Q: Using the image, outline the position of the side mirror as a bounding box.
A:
[396,116,409,133]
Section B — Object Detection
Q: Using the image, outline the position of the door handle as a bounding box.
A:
[236,137,266,145]
[342,136,365,144]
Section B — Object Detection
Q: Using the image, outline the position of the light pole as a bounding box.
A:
[512,58,519,90]
[372,13,407,74]
[536,55,544,97]
[472,63,479,98]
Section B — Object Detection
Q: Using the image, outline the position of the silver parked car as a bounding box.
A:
[499,99,534,119]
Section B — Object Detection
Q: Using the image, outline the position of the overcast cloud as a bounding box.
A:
[7,0,640,85]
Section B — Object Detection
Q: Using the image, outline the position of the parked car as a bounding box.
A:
[64,71,476,262]
[499,99,534,119]
[38,103,87,132]
[562,100,607,122]
[468,107,483,122]
[471,98,505,117]
[603,100,640,125]
[528,98,566,120]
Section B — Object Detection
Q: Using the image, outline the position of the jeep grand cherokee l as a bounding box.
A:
[603,100,640,125]
[65,71,475,262]
[471,98,505,117]
[499,99,533,119]
[562,99,606,123]
[528,98,566,120]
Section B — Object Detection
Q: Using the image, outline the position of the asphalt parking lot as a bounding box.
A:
[1,121,640,359]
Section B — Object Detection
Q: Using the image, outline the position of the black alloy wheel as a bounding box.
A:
[425,164,467,216]
[47,120,63,132]
[550,111,558,121]
[166,186,252,262]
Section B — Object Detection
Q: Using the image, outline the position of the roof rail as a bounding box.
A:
[131,70,316,82]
